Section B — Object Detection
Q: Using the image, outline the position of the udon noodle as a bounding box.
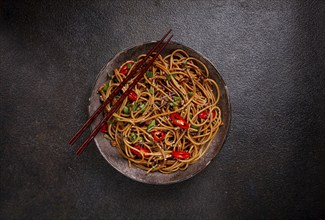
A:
[98,49,223,174]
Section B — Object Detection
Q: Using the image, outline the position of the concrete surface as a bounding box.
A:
[1,0,324,219]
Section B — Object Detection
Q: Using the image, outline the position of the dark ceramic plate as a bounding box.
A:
[89,41,231,184]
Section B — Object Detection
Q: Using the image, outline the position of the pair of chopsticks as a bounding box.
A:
[68,30,173,155]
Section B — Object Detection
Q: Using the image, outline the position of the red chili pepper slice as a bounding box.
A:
[152,131,165,142]
[119,61,134,75]
[170,113,189,129]
[131,144,150,158]
[128,91,138,101]
[172,151,191,160]
[100,123,108,133]
[198,110,216,119]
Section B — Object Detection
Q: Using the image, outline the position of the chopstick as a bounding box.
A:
[76,34,173,155]
[71,32,173,155]
[68,29,172,146]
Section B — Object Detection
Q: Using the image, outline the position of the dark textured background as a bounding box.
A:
[1,0,325,219]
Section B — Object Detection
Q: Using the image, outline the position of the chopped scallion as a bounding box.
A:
[102,83,109,93]
[146,70,153,78]
[123,106,129,114]
[147,120,156,132]
[166,75,171,81]
[104,134,110,139]
[138,103,146,113]
[141,106,147,113]
[129,132,137,142]
[137,136,143,142]
[191,125,199,130]
[173,96,181,101]
[138,103,145,110]
[132,103,138,112]
[169,102,177,107]
[113,77,119,83]
[149,86,154,95]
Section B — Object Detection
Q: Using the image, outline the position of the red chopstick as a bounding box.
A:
[71,33,173,155]
[76,34,173,155]
[68,29,172,145]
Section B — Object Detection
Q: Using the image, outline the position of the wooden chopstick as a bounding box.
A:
[68,30,172,146]
[74,34,173,155]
